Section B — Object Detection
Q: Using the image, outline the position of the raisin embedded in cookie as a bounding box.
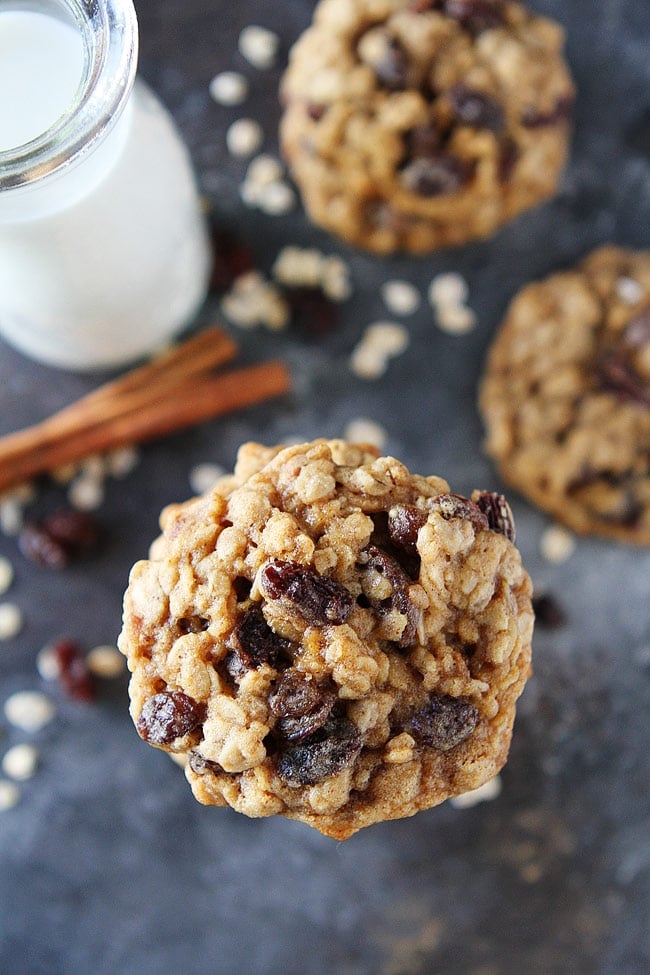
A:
[279,0,574,254]
[479,245,650,544]
[119,440,533,839]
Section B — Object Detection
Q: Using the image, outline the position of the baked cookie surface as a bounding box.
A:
[280,0,574,253]
[119,440,533,838]
[480,245,650,544]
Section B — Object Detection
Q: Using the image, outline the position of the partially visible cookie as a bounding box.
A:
[480,245,650,544]
[280,0,574,253]
[119,439,533,839]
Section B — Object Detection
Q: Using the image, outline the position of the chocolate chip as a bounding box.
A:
[431,494,490,532]
[227,606,291,675]
[387,505,428,556]
[521,94,573,128]
[472,490,516,543]
[374,35,410,91]
[358,545,420,647]
[444,0,505,33]
[177,615,209,635]
[411,694,479,750]
[137,690,206,745]
[532,593,566,629]
[448,84,504,132]
[275,716,362,786]
[259,560,354,625]
[269,668,337,741]
[401,153,472,196]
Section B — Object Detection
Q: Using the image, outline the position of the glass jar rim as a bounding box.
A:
[0,0,138,191]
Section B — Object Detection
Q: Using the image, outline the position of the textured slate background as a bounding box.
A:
[1,1,649,973]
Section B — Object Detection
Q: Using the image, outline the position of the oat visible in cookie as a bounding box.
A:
[119,439,534,838]
[280,0,574,253]
[480,245,650,544]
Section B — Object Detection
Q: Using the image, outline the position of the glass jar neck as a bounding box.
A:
[0,0,138,193]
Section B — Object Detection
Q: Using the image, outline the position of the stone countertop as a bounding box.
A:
[1,1,649,973]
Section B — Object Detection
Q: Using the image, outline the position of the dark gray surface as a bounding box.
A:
[1,2,649,973]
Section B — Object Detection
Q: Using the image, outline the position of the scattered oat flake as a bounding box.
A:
[209,70,249,106]
[221,271,290,331]
[245,153,284,187]
[68,476,105,512]
[36,644,60,681]
[435,304,477,335]
[616,276,644,305]
[256,181,296,216]
[189,462,227,496]
[106,445,140,478]
[4,690,56,732]
[540,524,576,563]
[86,645,125,679]
[2,743,38,781]
[381,280,421,316]
[0,556,14,595]
[0,497,25,537]
[428,272,469,308]
[343,418,388,450]
[0,602,23,640]
[350,323,409,380]
[0,780,20,811]
[450,775,502,809]
[238,25,280,70]
[226,117,263,157]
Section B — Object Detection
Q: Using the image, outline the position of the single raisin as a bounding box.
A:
[51,637,96,702]
[358,545,419,647]
[275,717,362,786]
[228,606,291,674]
[411,694,479,750]
[472,490,516,542]
[269,669,337,741]
[260,560,354,625]
[444,0,505,34]
[137,690,206,745]
[448,84,504,132]
[177,615,209,635]
[401,153,472,196]
[374,35,410,91]
[431,494,490,532]
[387,505,428,556]
[43,509,100,553]
[18,521,69,568]
[286,286,339,340]
[188,750,222,775]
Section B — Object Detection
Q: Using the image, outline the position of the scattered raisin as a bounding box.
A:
[177,615,209,635]
[444,0,505,33]
[521,94,573,128]
[472,490,516,542]
[51,638,96,702]
[18,509,100,568]
[358,545,420,647]
[411,694,479,750]
[18,521,69,568]
[401,153,472,196]
[260,560,354,625]
[286,286,339,340]
[387,505,428,556]
[448,84,504,132]
[137,690,206,745]
[532,593,566,629]
[275,716,362,786]
[269,669,337,741]
[431,494,490,532]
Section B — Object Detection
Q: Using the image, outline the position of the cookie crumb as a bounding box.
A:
[189,463,227,496]
[2,743,38,781]
[4,690,56,732]
[540,524,576,563]
[342,418,388,450]
[238,25,280,70]
[381,280,421,316]
[209,70,249,106]
[0,780,20,811]
[0,556,14,595]
[226,117,263,158]
[0,602,23,640]
[450,774,502,808]
[86,645,125,679]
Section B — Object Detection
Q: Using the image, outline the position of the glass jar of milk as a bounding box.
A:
[0,0,211,370]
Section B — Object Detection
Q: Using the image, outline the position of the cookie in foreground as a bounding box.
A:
[119,440,533,838]
[280,0,574,253]
[480,245,650,544]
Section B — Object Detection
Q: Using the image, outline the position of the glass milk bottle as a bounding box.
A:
[0,0,211,371]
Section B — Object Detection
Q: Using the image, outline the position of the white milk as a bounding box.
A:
[0,11,85,151]
[0,9,210,370]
